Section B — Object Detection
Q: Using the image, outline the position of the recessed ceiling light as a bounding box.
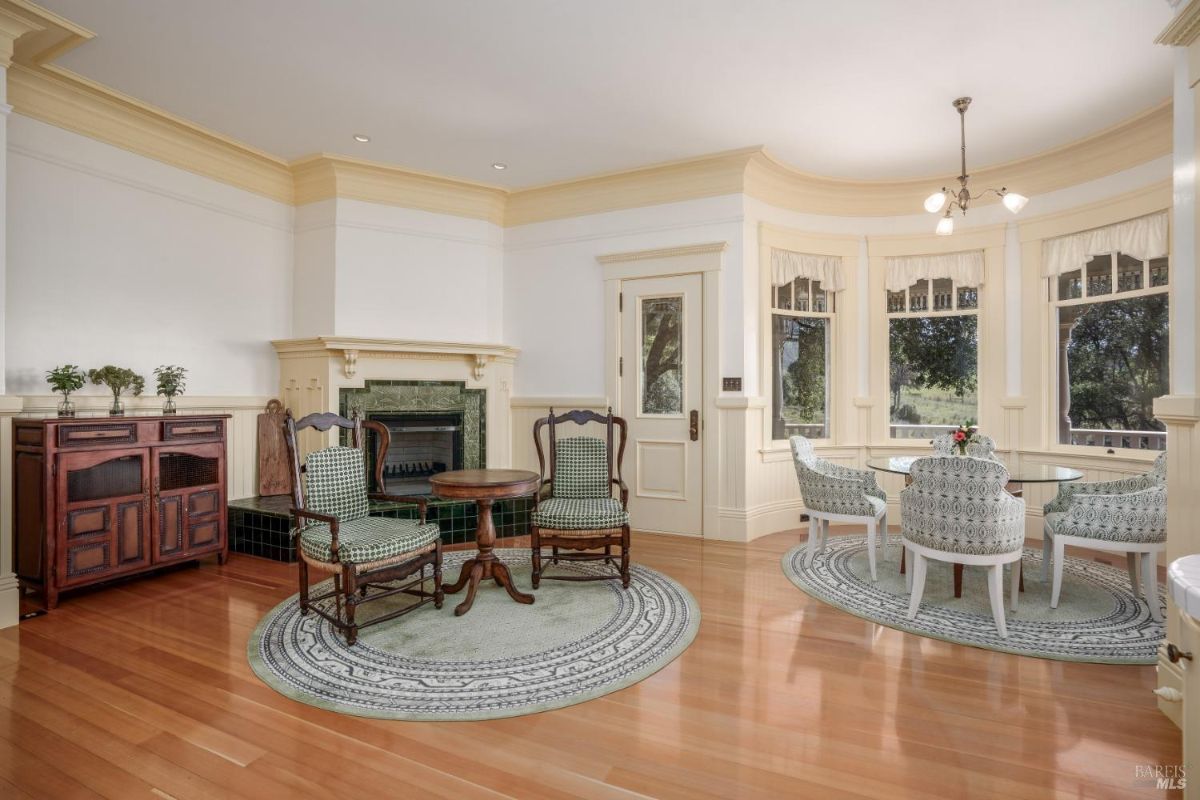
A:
[353,134,370,143]
[492,162,507,170]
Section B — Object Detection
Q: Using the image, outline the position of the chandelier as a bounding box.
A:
[923,97,1028,235]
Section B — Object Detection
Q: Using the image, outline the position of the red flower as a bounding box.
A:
[953,431,966,442]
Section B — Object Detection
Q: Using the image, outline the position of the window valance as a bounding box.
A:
[771,248,845,292]
[885,250,984,292]
[1042,211,1168,277]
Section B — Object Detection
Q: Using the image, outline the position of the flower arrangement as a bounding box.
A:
[88,366,145,416]
[153,365,187,415]
[45,364,86,417]
[952,421,981,455]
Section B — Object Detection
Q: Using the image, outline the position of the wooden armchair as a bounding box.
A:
[283,410,443,645]
[530,409,631,588]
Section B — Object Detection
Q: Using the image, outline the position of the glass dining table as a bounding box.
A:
[865,456,1084,597]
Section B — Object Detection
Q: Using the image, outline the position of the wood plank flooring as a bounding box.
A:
[0,530,1182,799]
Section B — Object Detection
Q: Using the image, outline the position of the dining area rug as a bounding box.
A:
[782,534,1164,664]
[249,548,700,720]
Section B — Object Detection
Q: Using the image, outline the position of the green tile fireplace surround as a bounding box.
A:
[229,379,531,562]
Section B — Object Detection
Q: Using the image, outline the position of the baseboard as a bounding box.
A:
[1156,649,1184,728]
[0,574,20,630]
[716,500,805,542]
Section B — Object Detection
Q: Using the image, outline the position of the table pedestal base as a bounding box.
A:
[440,496,535,616]
[443,555,533,616]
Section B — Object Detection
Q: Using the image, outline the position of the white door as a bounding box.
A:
[619,274,703,535]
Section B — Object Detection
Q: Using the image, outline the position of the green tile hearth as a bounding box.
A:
[228,495,533,563]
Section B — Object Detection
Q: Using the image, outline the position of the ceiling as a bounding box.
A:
[36,0,1176,189]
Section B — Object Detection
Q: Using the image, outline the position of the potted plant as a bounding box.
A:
[88,366,145,416]
[952,421,981,455]
[45,364,86,418]
[154,365,187,415]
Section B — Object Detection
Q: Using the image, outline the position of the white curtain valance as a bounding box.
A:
[885,251,984,292]
[1041,211,1168,277]
[771,248,845,292]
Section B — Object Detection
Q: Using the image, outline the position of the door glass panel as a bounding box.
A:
[159,453,219,491]
[67,455,142,502]
[641,296,684,415]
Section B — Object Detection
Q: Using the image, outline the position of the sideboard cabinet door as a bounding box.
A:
[55,447,151,586]
[152,442,225,563]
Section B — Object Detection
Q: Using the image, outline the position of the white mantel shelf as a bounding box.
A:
[272,337,520,379]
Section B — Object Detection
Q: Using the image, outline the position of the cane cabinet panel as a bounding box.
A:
[12,415,230,609]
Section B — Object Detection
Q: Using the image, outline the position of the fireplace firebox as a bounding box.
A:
[368,411,464,495]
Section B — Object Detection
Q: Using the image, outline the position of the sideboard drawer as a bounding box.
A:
[162,419,224,442]
[58,423,138,448]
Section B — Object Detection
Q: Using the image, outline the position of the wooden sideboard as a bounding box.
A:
[13,414,231,609]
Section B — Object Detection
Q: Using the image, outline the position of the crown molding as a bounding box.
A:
[291,153,507,224]
[0,3,44,68]
[1157,0,1200,45]
[745,101,1172,217]
[503,147,757,227]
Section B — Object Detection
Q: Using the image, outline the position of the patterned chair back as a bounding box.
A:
[902,455,1024,555]
[554,437,611,499]
[790,434,816,467]
[1150,452,1168,484]
[304,446,370,522]
[932,432,998,460]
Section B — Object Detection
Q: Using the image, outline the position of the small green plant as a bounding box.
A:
[88,366,144,415]
[45,364,86,397]
[154,365,187,398]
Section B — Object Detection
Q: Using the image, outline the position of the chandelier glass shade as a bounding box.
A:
[923,97,1028,234]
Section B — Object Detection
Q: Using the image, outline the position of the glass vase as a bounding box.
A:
[109,397,125,417]
[56,395,75,418]
[162,397,177,415]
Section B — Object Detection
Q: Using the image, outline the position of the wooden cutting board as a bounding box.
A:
[257,399,291,496]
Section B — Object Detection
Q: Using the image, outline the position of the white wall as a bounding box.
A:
[503,193,746,397]
[330,199,503,342]
[5,114,293,397]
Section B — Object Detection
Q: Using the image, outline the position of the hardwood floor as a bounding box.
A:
[0,530,1181,799]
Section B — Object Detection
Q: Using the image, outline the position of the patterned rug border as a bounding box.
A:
[781,536,1164,665]
[248,548,701,720]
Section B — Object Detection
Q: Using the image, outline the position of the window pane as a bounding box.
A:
[1150,257,1169,288]
[1116,253,1144,293]
[889,315,978,439]
[1085,255,1112,297]
[774,282,792,310]
[641,296,683,415]
[792,278,811,311]
[931,278,954,311]
[956,286,978,310]
[1057,294,1168,450]
[772,315,827,440]
[1058,269,1082,300]
[887,290,906,313]
[812,280,831,313]
[908,280,929,313]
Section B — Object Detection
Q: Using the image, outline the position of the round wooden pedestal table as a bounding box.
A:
[430,469,541,617]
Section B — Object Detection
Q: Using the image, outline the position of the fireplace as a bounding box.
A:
[369,411,464,494]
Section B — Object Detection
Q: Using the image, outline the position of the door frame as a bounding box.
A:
[598,242,725,538]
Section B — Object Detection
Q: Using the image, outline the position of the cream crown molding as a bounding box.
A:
[0,2,1178,225]
[1157,0,1200,45]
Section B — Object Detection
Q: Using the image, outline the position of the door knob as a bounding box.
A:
[1167,643,1193,663]
[689,410,699,442]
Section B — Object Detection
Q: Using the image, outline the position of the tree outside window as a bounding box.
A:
[771,274,833,440]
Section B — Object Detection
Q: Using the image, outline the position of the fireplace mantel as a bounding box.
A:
[272,337,520,380]
[273,337,518,468]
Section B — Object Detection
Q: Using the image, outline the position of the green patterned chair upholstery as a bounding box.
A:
[531,409,631,588]
[1042,452,1167,621]
[284,411,443,645]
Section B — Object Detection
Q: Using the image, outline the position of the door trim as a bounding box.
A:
[599,242,725,538]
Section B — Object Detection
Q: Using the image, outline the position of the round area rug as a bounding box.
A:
[249,548,700,720]
[782,535,1164,664]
